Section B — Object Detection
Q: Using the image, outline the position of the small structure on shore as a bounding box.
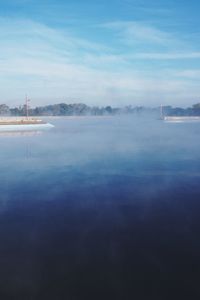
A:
[0,97,54,131]
[163,116,200,123]
[160,105,200,122]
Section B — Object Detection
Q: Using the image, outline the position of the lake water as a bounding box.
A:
[1,116,200,299]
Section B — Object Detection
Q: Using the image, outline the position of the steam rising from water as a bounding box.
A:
[1,116,200,299]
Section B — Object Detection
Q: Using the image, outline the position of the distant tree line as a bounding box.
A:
[162,103,200,116]
[0,103,157,116]
[0,102,200,116]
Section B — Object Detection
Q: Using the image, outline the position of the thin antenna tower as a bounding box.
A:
[25,94,30,119]
[160,104,163,119]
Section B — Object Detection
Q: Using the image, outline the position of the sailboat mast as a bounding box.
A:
[25,95,30,118]
[160,104,163,119]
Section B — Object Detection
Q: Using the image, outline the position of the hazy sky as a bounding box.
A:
[1,0,200,107]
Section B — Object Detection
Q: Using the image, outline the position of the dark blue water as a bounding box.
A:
[1,116,200,299]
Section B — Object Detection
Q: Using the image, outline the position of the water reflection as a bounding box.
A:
[0,130,43,137]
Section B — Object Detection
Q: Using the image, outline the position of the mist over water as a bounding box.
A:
[1,116,200,299]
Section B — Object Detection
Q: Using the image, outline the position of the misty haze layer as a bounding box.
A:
[0,116,200,299]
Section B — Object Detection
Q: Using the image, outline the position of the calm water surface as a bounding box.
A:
[1,116,200,299]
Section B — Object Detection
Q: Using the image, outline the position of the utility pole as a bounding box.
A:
[160,104,163,119]
[25,95,30,119]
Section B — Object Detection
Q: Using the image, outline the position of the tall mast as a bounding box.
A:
[25,95,30,118]
[160,104,163,119]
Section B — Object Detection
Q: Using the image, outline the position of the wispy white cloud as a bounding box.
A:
[129,52,200,60]
[1,54,199,107]
[83,51,200,64]
[0,18,107,64]
[102,21,175,46]
[174,70,200,79]
[0,17,200,107]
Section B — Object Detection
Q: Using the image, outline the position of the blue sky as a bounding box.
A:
[1,0,200,107]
